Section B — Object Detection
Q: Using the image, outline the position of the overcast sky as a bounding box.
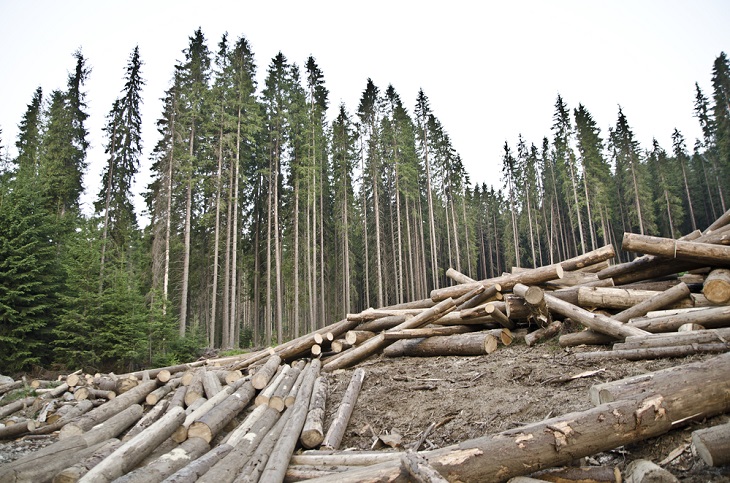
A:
[1,1,728,219]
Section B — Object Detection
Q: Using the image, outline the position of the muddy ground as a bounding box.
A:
[322,340,730,482]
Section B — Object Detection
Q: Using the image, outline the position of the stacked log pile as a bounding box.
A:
[0,208,728,482]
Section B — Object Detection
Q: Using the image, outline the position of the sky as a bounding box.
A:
[1,0,728,221]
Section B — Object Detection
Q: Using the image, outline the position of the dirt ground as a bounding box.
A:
[322,340,730,482]
[1,340,729,481]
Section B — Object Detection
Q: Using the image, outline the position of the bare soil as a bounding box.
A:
[322,340,730,482]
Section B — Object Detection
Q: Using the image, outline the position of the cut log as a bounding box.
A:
[270,361,304,412]
[251,355,283,390]
[401,451,449,483]
[356,315,407,332]
[628,306,730,333]
[173,383,237,443]
[112,437,209,483]
[183,370,205,407]
[383,332,502,357]
[0,405,143,482]
[345,330,376,345]
[524,321,562,347]
[202,371,223,398]
[59,380,158,439]
[330,339,351,353]
[0,397,36,419]
[146,379,180,406]
[382,325,477,340]
[122,399,169,442]
[187,380,256,443]
[512,284,551,328]
[275,317,361,362]
[289,450,402,466]
[52,438,123,483]
[703,268,730,304]
[613,327,730,351]
[446,267,476,284]
[520,284,650,340]
[322,298,457,372]
[256,360,321,482]
[303,395,673,483]
[625,459,679,483]
[161,443,233,483]
[79,406,186,482]
[0,419,36,440]
[322,368,366,450]
[530,465,621,483]
[573,342,729,361]
[430,263,564,301]
[576,286,704,311]
[692,420,730,467]
[301,376,327,449]
[612,282,691,323]
[622,232,730,267]
[457,284,501,311]
[285,367,307,408]
[255,364,288,407]
[233,406,292,482]
[588,352,730,425]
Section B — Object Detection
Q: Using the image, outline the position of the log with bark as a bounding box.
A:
[383,331,505,357]
[622,232,730,267]
[301,376,328,449]
[703,268,730,304]
[322,368,365,450]
[691,420,730,467]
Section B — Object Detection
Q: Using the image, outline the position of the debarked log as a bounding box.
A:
[628,306,730,333]
[303,395,674,483]
[703,268,730,304]
[572,342,729,361]
[383,331,506,357]
[576,286,704,311]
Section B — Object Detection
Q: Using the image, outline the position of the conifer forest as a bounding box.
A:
[1,28,728,374]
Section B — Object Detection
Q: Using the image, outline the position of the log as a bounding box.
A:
[401,451,449,483]
[223,403,268,446]
[613,327,730,351]
[622,232,730,267]
[187,380,256,443]
[381,325,477,340]
[573,342,730,361]
[30,400,95,435]
[527,284,650,339]
[301,376,327,449]
[172,383,238,443]
[625,459,679,483]
[0,397,36,419]
[275,318,361,362]
[59,380,158,438]
[345,330,376,345]
[356,315,407,332]
[270,361,304,412]
[628,306,730,333]
[430,263,564,301]
[183,370,205,407]
[161,443,233,483]
[0,419,35,440]
[588,352,730,425]
[285,367,307,408]
[383,332,502,357]
[256,360,321,482]
[530,465,621,483]
[703,268,730,304]
[446,267,476,284]
[146,379,180,406]
[322,368,366,450]
[202,371,223,398]
[255,365,288,407]
[112,437,209,483]
[251,355,283,390]
[303,395,673,483]
[576,286,704,311]
[0,405,144,482]
[692,420,730,467]
[704,207,730,233]
[197,406,283,483]
[289,450,402,466]
[122,399,169,442]
[322,298,457,372]
[612,282,691,323]
[79,406,186,482]
[483,303,515,329]
[524,321,562,347]
[52,439,123,483]
[233,406,292,482]
[457,284,501,311]
[560,244,617,271]
[512,284,550,328]
[330,339,351,353]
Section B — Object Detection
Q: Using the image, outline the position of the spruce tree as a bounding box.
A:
[711,52,730,212]
[15,87,44,180]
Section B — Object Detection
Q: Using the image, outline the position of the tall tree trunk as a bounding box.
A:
[222,160,233,347]
[319,163,326,327]
[680,158,698,231]
[99,124,116,295]
[568,157,586,252]
[395,167,404,305]
[293,174,300,338]
[450,193,461,273]
[162,113,175,316]
[180,127,194,337]
[210,124,224,348]
[461,192,473,277]
[372,158,384,308]
[229,114,241,349]
[266,148,273,345]
[274,143,283,345]
[629,153,645,235]
[525,186,537,267]
[361,140,370,308]
[343,172,351,314]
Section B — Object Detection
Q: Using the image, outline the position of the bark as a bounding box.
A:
[322,368,365,450]
[628,306,730,333]
[251,355,282,390]
[113,437,209,483]
[401,451,449,483]
[692,420,730,467]
[301,376,327,449]
[524,321,563,347]
[146,380,179,406]
[512,284,551,328]
[183,371,204,407]
[613,327,730,351]
[612,282,692,323]
[0,420,35,440]
[202,372,223,399]
[173,383,238,443]
[256,360,320,482]
[703,268,730,304]
[541,291,649,339]
[187,381,255,443]
[574,342,729,361]
[52,438,122,483]
[322,299,457,372]
[269,362,303,412]
[123,400,169,442]
[0,397,36,420]
[60,380,157,438]
[381,325,478,340]
[622,233,730,267]
[289,451,401,466]
[576,286,703,311]
[255,365,286,407]
[383,331,502,357]
[303,395,673,483]
[232,406,291,483]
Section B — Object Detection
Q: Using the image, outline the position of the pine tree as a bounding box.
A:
[647,139,684,238]
[711,52,730,212]
[15,87,44,180]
